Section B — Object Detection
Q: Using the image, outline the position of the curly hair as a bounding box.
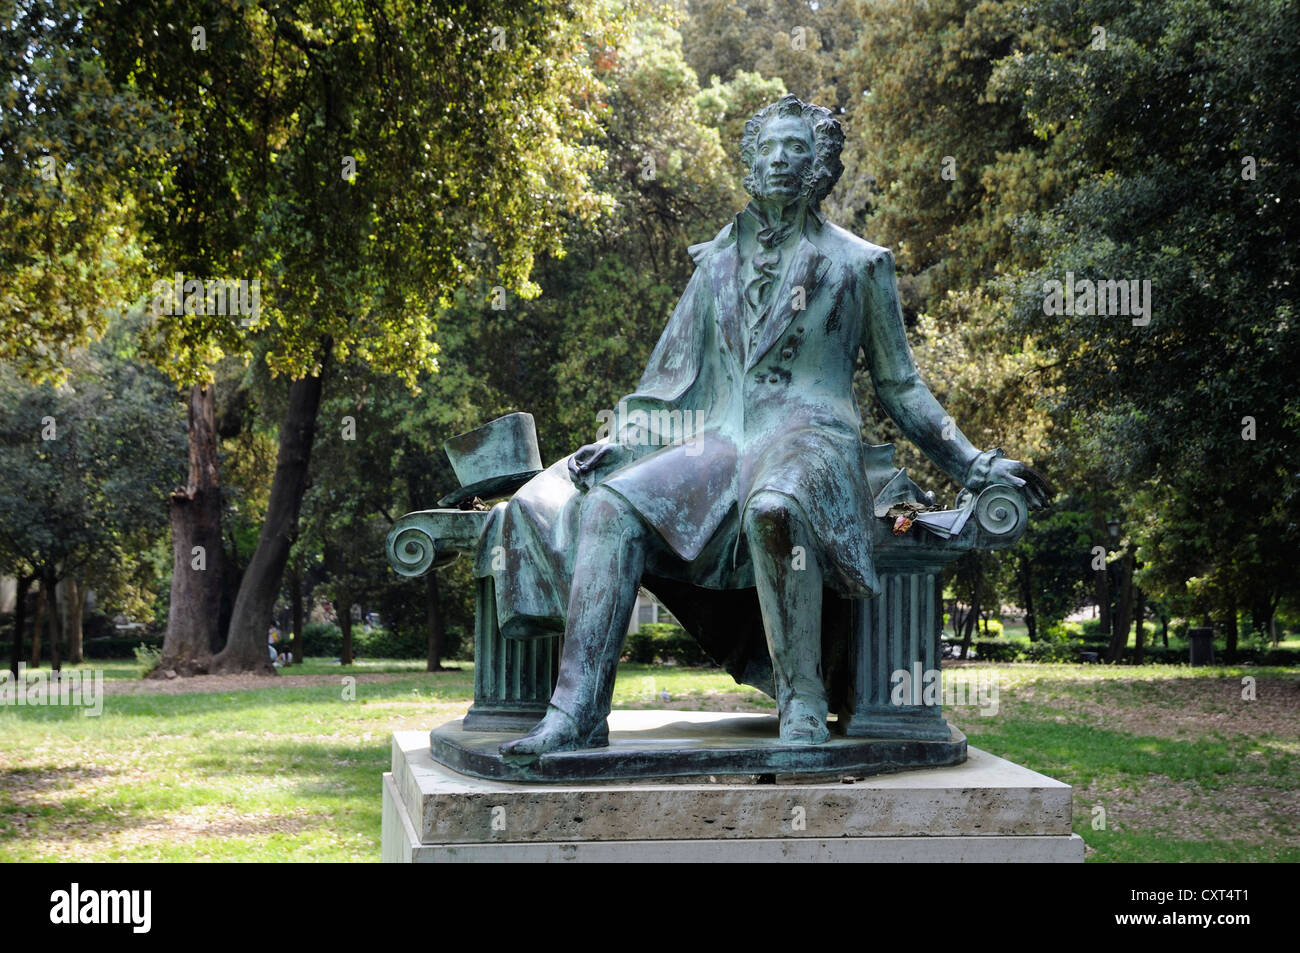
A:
[740,94,844,208]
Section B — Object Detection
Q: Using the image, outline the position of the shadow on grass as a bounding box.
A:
[0,739,389,847]
[0,764,114,795]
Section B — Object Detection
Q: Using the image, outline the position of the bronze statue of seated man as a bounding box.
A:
[482,94,1048,757]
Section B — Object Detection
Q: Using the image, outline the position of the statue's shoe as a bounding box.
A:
[499,708,609,757]
[779,696,830,745]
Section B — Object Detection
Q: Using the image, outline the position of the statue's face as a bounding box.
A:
[751,114,814,204]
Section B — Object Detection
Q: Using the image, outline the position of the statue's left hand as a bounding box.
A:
[567,441,630,490]
[984,457,1053,510]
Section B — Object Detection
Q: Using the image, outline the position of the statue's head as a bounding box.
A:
[740,94,844,210]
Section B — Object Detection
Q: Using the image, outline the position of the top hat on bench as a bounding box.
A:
[437,412,544,509]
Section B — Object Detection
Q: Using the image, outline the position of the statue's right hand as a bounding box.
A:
[568,442,624,487]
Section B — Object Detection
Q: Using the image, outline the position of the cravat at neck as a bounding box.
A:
[745,204,804,319]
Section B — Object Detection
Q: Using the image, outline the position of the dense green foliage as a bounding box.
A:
[837,0,1299,645]
[0,323,185,614]
[999,0,1299,636]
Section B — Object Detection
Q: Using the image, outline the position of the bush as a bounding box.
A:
[1022,640,1081,662]
[82,611,119,642]
[300,622,343,657]
[357,626,427,660]
[1079,619,1109,645]
[2,613,157,660]
[623,629,657,664]
[1042,620,1084,641]
[133,642,162,677]
[297,622,405,659]
[969,637,1020,662]
[1133,644,1183,664]
[290,620,469,661]
[623,622,712,666]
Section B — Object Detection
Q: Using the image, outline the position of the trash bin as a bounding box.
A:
[1189,627,1215,666]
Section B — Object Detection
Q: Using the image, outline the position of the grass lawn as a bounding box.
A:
[943,664,1299,862]
[0,658,1295,862]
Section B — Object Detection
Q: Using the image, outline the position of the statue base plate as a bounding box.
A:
[429,709,966,783]
[382,716,1084,862]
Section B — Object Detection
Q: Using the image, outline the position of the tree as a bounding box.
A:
[998,0,1300,642]
[86,0,624,672]
[1,0,188,667]
[834,0,1067,264]
[835,0,1299,653]
[0,0,179,381]
[441,14,754,459]
[681,0,860,113]
[0,321,186,669]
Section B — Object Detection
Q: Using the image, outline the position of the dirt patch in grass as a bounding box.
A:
[1077,778,1300,849]
[29,807,321,860]
[1026,675,1300,742]
[0,763,115,796]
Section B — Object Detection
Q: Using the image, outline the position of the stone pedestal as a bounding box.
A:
[381,712,1085,863]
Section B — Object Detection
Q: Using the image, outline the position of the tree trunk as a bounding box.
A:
[158,383,224,676]
[218,529,241,653]
[425,572,445,672]
[1018,554,1038,641]
[9,574,32,676]
[339,595,354,666]
[289,560,304,666]
[59,577,85,665]
[212,366,326,674]
[29,585,45,667]
[1133,588,1147,664]
[76,581,87,660]
[960,600,979,659]
[1094,552,1111,643]
[1225,601,1238,665]
[1108,551,1135,663]
[958,556,982,660]
[45,570,62,673]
